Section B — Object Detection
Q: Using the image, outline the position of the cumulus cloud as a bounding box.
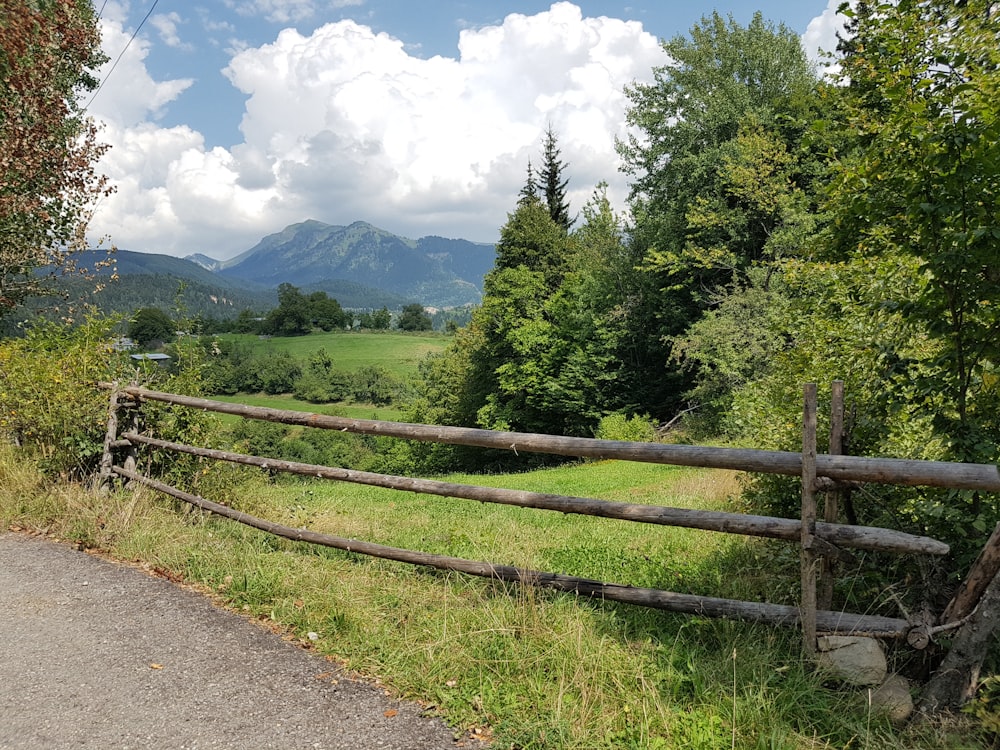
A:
[88,2,668,259]
[87,3,193,126]
[149,12,192,51]
[801,0,854,76]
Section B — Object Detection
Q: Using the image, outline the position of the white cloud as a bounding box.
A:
[88,3,193,126]
[88,2,668,259]
[224,0,364,25]
[801,0,854,76]
[149,12,192,51]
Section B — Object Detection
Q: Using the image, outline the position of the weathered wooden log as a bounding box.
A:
[121,432,949,556]
[941,523,1000,624]
[918,566,1000,714]
[801,384,819,655]
[110,465,913,638]
[117,386,1000,493]
[97,386,120,492]
[819,380,846,610]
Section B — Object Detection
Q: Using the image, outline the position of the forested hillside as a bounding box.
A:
[219,220,494,307]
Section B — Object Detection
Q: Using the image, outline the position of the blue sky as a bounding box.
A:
[86,1,847,259]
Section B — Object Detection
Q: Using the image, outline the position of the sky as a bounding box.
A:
[84,1,851,261]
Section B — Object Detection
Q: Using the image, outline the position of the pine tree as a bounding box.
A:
[517,160,539,205]
[535,123,572,231]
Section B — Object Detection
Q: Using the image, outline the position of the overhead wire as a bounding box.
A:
[83,0,160,111]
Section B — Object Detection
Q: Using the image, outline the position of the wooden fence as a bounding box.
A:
[98,382,1000,657]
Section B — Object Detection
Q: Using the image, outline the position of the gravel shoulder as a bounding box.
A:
[0,532,484,750]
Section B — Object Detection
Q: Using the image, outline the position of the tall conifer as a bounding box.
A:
[536,123,572,231]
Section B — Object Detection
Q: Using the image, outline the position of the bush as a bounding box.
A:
[0,314,131,477]
[351,365,400,405]
[258,351,302,395]
[594,413,658,443]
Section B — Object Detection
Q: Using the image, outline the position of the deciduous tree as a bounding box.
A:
[618,11,819,296]
[0,0,112,317]
[396,303,432,332]
[128,307,175,348]
[827,0,1000,469]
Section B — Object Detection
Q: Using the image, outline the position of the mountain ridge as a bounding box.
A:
[212,220,495,308]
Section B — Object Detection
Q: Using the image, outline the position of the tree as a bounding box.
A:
[827,0,1000,470]
[518,160,539,204]
[128,308,175,348]
[617,11,823,425]
[396,303,432,332]
[359,306,391,330]
[493,195,572,291]
[0,0,111,317]
[536,123,572,231]
[263,283,311,336]
[307,291,347,331]
[618,11,819,297]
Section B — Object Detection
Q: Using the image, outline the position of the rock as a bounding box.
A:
[816,635,887,686]
[870,674,913,725]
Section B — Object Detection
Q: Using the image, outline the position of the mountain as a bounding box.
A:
[68,249,276,318]
[186,253,222,272]
[217,220,495,308]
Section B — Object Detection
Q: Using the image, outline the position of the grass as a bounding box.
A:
[211,392,406,422]
[1,445,991,749]
[207,329,444,421]
[219,330,448,380]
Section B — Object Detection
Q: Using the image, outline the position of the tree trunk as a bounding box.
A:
[917,567,1000,715]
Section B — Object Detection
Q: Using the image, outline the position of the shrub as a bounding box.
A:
[0,313,130,477]
[350,365,400,405]
[594,412,658,443]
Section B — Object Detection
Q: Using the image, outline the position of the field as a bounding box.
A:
[1,446,985,749]
[219,330,448,380]
[0,325,988,749]
[207,330,447,421]
[211,392,406,422]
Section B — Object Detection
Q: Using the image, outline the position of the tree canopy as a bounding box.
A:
[0,0,111,317]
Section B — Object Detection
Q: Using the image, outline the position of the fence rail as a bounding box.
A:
[119,386,1000,492]
[101,382,996,651]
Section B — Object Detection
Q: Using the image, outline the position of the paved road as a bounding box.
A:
[0,532,484,749]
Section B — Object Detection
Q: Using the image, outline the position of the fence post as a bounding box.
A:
[97,383,120,493]
[818,380,844,610]
[121,382,141,479]
[801,383,818,655]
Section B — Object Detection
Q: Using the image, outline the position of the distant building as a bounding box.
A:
[130,353,172,368]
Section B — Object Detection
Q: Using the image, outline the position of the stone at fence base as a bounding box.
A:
[816,635,888,686]
[870,674,914,725]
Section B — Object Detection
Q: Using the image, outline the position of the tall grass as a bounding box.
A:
[0,446,987,749]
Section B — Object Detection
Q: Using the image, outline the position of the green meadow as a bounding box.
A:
[219,330,448,380]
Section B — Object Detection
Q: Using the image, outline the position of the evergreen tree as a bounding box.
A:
[536,123,572,231]
[493,196,572,291]
[518,160,539,205]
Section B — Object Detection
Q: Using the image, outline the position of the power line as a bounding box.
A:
[84,0,160,111]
